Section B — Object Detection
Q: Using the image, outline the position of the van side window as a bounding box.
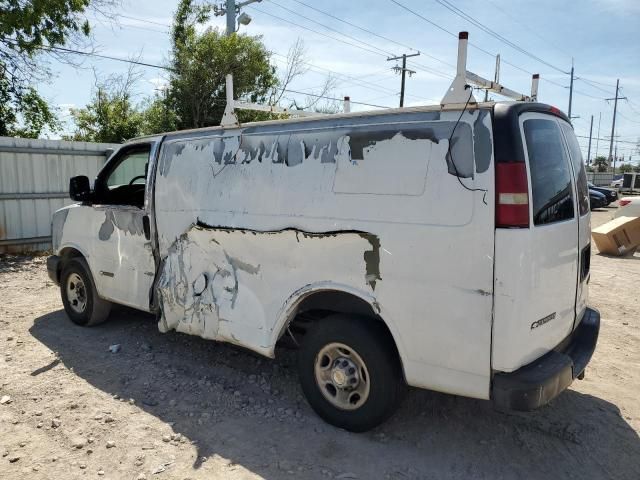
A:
[106,151,148,188]
[559,123,590,216]
[97,147,150,208]
[523,119,574,226]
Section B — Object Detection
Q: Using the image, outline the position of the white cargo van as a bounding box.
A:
[47,35,599,432]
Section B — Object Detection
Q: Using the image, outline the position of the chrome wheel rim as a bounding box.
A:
[314,342,370,410]
[66,273,87,314]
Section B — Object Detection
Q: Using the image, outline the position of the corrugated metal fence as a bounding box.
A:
[586,172,615,186]
[0,136,118,253]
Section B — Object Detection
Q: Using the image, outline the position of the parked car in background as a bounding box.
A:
[614,197,640,218]
[589,189,607,210]
[588,182,618,205]
[611,178,623,188]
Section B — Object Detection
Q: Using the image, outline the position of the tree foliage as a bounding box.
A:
[593,155,609,172]
[167,0,278,129]
[66,68,143,143]
[619,163,633,173]
[0,0,117,137]
[66,67,179,142]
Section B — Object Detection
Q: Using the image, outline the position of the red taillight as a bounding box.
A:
[496,162,529,228]
[619,199,631,207]
[549,106,563,117]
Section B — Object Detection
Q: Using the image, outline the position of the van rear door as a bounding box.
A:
[492,105,582,372]
[558,121,591,327]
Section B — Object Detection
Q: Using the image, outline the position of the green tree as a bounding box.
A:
[167,0,278,129]
[619,163,633,173]
[139,94,179,135]
[593,155,609,173]
[66,68,142,143]
[0,0,117,137]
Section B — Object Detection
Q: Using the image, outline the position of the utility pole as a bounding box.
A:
[568,58,574,119]
[225,0,235,35]
[595,112,601,158]
[587,114,593,165]
[387,52,420,107]
[214,0,262,126]
[215,0,262,36]
[606,79,627,169]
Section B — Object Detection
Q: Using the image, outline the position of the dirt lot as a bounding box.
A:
[1,207,639,480]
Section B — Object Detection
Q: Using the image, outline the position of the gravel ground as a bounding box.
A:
[1,207,639,480]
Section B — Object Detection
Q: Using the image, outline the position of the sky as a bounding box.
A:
[37,0,640,162]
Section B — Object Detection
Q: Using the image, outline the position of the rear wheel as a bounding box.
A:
[297,314,405,432]
[60,258,111,326]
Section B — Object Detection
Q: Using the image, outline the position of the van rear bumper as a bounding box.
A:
[491,307,600,411]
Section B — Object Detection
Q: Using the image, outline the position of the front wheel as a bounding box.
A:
[297,314,405,432]
[60,258,112,326]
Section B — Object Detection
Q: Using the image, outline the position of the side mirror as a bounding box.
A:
[69,175,92,202]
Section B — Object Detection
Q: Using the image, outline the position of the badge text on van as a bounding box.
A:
[531,312,556,330]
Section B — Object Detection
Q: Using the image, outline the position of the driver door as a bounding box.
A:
[89,144,156,311]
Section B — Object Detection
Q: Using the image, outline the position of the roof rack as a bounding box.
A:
[441,32,539,106]
[221,74,328,127]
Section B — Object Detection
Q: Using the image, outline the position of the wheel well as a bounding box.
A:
[56,247,84,280]
[285,290,399,355]
[283,290,404,380]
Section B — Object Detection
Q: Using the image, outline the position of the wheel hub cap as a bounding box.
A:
[66,273,87,314]
[314,342,370,411]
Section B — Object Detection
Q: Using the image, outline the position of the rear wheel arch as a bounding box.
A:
[274,287,406,380]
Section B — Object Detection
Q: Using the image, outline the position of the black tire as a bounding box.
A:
[60,258,112,326]
[297,314,406,432]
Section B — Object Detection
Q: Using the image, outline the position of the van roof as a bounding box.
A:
[127,101,566,144]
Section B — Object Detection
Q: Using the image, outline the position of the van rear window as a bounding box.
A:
[523,119,575,226]
[560,123,590,216]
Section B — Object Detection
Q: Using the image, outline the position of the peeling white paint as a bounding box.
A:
[333,132,433,195]
[54,110,499,401]
[157,225,378,355]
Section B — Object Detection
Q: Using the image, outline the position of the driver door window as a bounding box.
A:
[100,147,150,207]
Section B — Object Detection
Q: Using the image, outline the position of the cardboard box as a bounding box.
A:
[592,216,640,256]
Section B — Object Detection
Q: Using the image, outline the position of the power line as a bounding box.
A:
[30,43,172,71]
[263,1,452,80]
[575,135,637,145]
[36,42,403,110]
[116,14,173,28]
[483,0,572,60]
[617,110,640,124]
[575,77,615,96]
[432,0,568,74]
[576,76,617,89]
[249,6,390,58]
[267,0,395,58]
[388,0,553,80]
[285,0,455,69]
[103,13,422,101]
[282,88,390,108]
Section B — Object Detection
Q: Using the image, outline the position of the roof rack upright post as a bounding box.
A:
[441,32,475,105]
[531,74,540,102]
[221,74,240,127]
[343,96,351,113]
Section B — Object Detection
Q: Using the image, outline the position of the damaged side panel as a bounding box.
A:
[157,225,378,354]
